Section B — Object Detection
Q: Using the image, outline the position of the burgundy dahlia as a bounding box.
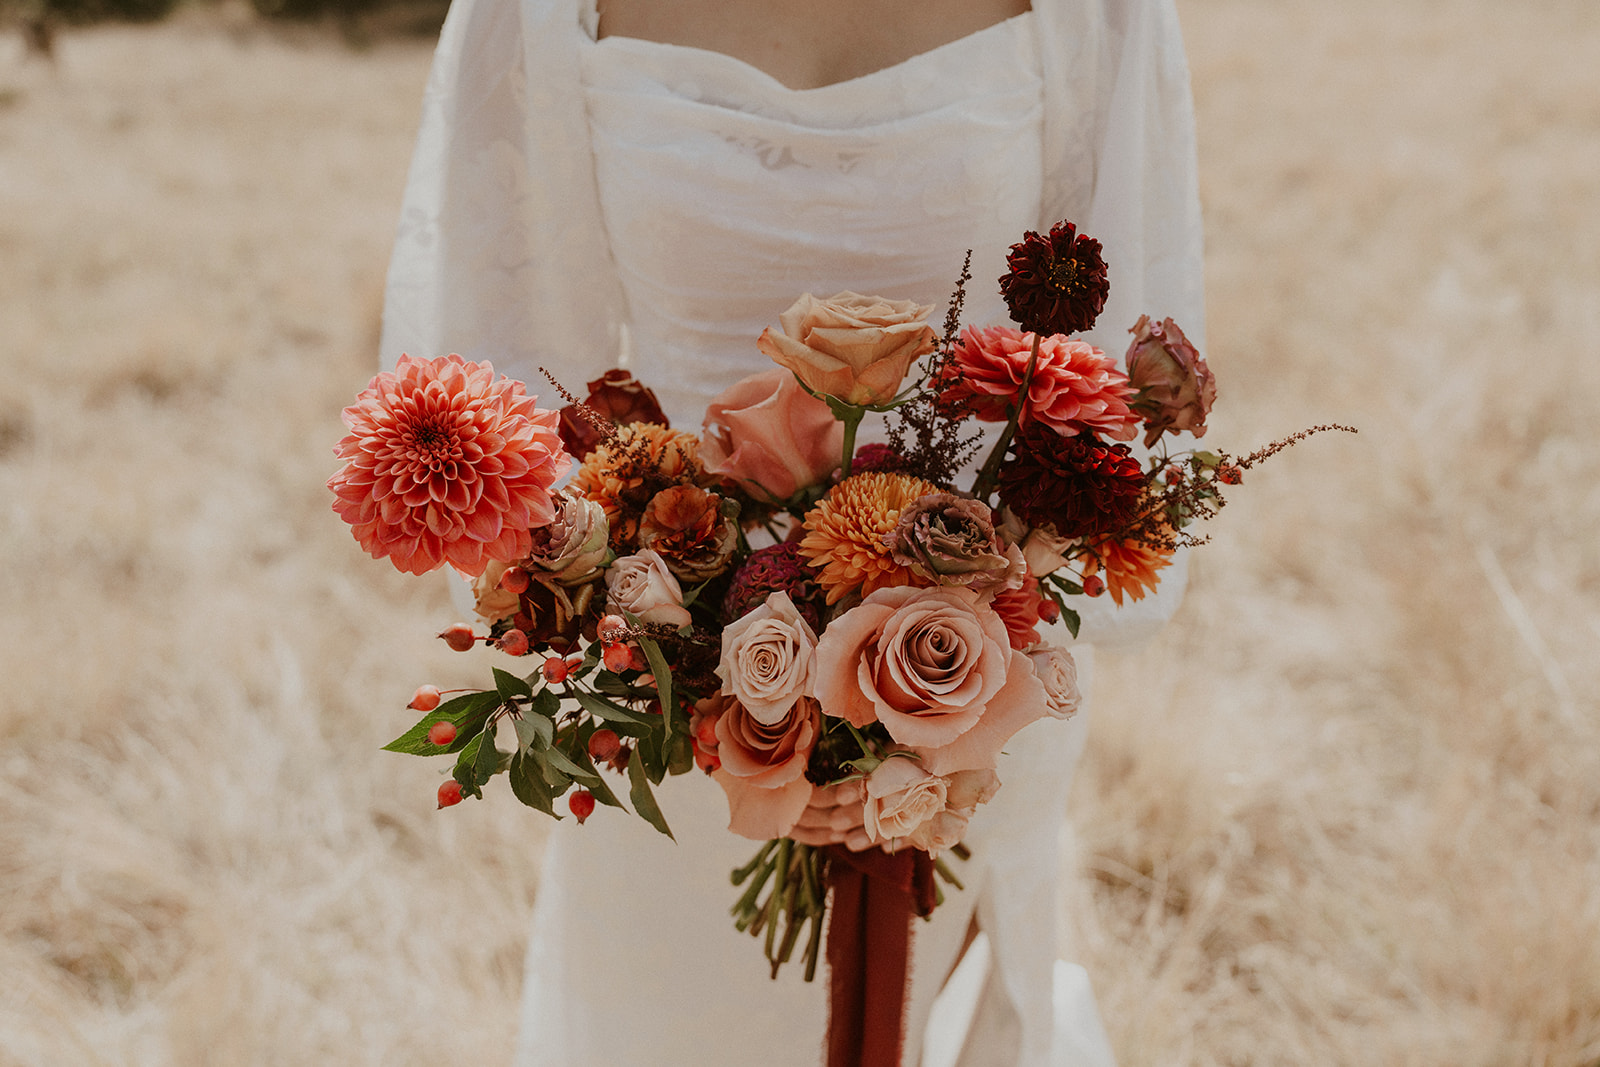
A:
[998,221,1110,337]
[996,424,1145,539]
[721,541,826,631]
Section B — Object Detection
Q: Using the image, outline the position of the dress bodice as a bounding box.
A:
[579,14,1043,425]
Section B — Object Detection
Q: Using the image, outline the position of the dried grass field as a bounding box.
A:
[2,1,1597,1063]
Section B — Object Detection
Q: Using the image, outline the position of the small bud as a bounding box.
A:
[568,788,596,824]
[437,780,464,808]
[588,728,621,763]
[602,642,633,673]
[542,655,572,684]
[439,624,477,652]
[408,684,442,712]
[497,629,530,656]
[427,720,457,747]
[499,567,531,594]
[1082,575,1105,598]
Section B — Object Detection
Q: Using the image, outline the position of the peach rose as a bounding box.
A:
[863,757,947,845]
[757,292,935,406]
[605,549,692,628]
[712,694,822,840]
[700,369,844,504]
[813,586,1048,776]
[904,769,1000,853]
[1027,646,1081,720]
[716,592,818,726]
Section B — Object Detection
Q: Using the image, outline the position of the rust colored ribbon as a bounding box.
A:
[822,846,938,1067]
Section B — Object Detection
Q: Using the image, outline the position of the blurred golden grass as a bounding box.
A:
[1,1,1596,1063]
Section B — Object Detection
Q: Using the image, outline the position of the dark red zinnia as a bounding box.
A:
[998,221,1110,337]
[996,424,1145,539]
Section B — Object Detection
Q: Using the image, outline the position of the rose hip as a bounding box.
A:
[408,684,442,711]
[499,567,531,594]
[602,642,633,673]
[568,788,596,824]
[437,780,464,808]
[438,624,477,652]
[542,655,572,684]
[588,728,621,762]
[597,614,627,642]
[497,629,530,656]
[427,720,457,747]
[1082,575,1105,597]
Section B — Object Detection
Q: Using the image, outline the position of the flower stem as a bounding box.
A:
[970,333,1041,503]
[837,404,867,481]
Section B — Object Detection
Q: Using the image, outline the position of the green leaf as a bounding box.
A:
[540,759,571,791]
[627,754,673,840]
[573,689,655,727]
[383,691,500,755]
[471,722,500,788]
[452,734,484,798]
[530,688,561,720]
[665,730,695,777]
[1061,606,1081,640]
[513,715,552,753]
[509,751,557,816]
[543,744,595,781]
[638,636,676,738]
[494,667,535,703]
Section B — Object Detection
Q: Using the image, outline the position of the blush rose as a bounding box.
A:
[716,592,819,726]
[700,369,844,504]
[605,549,692,628]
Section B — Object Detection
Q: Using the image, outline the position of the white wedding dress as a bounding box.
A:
[380,1,1204,1064]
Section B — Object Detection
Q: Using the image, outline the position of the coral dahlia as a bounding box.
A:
[941,325,1139,441]
[329,354,570,577]
[998,221,1109,337]
[799,472,939,604]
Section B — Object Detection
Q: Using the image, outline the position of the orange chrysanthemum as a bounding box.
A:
[570,422,703,548]
[329,354,570,577]
[799,472,939,604]
[1080,536,1175,606]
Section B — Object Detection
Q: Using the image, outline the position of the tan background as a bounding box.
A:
[1,0,1597,1062]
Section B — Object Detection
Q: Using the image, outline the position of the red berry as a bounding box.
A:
[408,684,442,712]
[588,728,621,762]
[1082,575,1105,597]
[437,780,464,808]
[499,567,531,594]
[497,629,530,656]
[597,614,627,641]
[568,788,596,824]
[1218,465,1242,485]
[427,720,457,746]
[439,624,477,652]
[602,642,633,673]
[542,655,572,684]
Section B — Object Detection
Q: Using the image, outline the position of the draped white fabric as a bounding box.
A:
[380,1,1204,1064]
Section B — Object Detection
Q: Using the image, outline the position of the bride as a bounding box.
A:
[380,0,1204,1063]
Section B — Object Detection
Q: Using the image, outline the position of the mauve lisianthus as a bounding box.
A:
[1125,315,1216,447]
[997,425,1145,540]
[329,354,570,577]
[998,220,1110,337]
[941,325,1138,441]
[886,492,1025,595]
[799,471,940,604]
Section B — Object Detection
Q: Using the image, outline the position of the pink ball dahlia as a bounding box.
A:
[329,354,571,577]
[941,325,1139,441]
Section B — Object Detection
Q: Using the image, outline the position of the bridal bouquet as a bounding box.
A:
[331,220,1346,1046]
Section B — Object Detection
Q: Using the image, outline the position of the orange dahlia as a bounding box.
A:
[1079,536,1175,606]
[799,472,939,604]
[329,354,570,577]
[570,422,703,548]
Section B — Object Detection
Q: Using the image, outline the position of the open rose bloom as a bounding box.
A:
[353,221,1309,988]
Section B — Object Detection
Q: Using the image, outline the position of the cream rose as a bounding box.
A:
[471,560,521,624]
[605,549,692,628]
[862,757,948,845]
[756,292,935,406]
[1028,646,1082,720]
[716,592,818,725]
